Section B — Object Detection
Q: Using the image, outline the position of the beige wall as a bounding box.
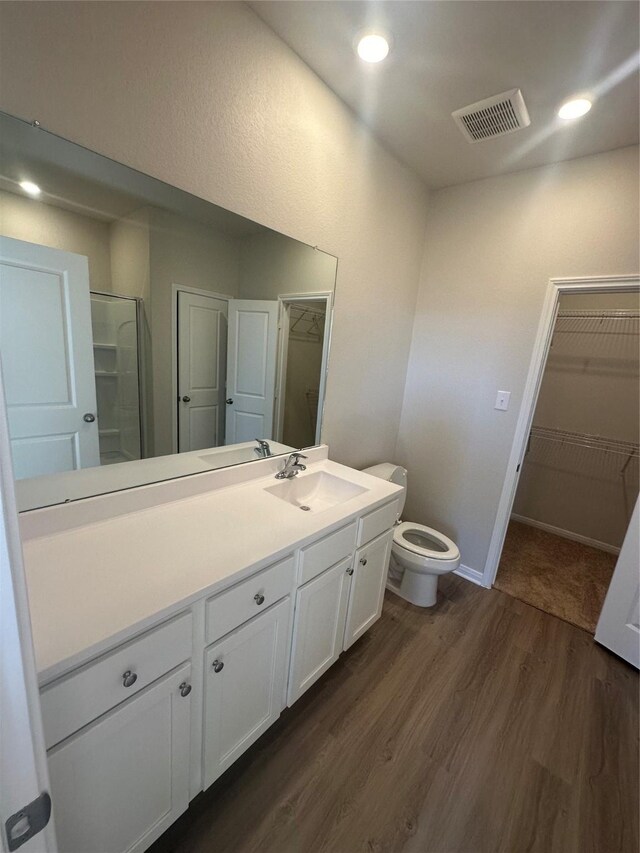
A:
[0,1,429,468]
[0,189,112,292]
[396,146,640,574]
[239,231,337,301]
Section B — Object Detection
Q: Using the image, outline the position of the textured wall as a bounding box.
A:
[0,189,112,292]
[0,0,429,468]
[396,146,640,575]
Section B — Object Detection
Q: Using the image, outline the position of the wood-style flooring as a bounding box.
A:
[495,521,617,633]
[150,577,638,853]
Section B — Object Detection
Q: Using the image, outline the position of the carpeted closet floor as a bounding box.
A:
[495,521,617,633]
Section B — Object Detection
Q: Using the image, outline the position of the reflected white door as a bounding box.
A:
[177,291,228,452]
[595,498,640,668]
[225,300,279,444]
[0,236,99,479]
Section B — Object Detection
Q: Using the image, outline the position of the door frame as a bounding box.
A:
[90,290,146,460]
[0,366,57,852]
[170,285,232,454]
[483,274,640,589]
[274,291,333,446]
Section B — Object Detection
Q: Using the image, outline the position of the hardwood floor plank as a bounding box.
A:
[150,579,638,853]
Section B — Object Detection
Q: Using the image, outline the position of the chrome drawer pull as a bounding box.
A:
[122,670,138,688]
[346,567,354,575]
[179,681,192,697]
[212,660,224,673]
[360,558,368,566]
[254,593,265,605]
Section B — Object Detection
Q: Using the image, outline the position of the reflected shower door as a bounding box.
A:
[90,292,143,465]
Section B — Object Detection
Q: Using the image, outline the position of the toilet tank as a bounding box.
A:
[361,463,407,521]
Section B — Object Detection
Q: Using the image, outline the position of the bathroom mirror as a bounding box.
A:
[0,111,337,510]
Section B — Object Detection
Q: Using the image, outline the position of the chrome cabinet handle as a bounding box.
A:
[212,660,224,673]
[83,413,96,423]
[254,593,265,605]
[226,398,234,405]
[122,670,137,688]
[346,567,354,576]
[181,395,191,402]
[179,681,192,697]
[360,558,368,566]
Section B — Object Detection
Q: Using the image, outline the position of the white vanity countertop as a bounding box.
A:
[22,457,401,684]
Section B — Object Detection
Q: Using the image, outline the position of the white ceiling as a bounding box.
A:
[251,1,640,188]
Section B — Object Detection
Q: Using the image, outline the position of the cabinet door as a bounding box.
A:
[343,529,393,651]
[203,597,291,789]
[47,663,192,853]
[288,556,352,705]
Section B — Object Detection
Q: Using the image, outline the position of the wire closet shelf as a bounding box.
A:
[554,309,640,335]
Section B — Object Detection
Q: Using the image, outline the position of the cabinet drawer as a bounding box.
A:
[357,500,399,546]
[40,611,192,749]
[298,521,357,585]
[206,555,295,644]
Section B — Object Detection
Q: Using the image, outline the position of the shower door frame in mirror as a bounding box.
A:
[90,289,146,462]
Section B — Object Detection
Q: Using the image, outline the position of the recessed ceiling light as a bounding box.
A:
[557,98,592,120]
[19,180,41,196]
[356,33,390,64]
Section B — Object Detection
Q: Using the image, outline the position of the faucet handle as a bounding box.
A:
[290,452,308,463]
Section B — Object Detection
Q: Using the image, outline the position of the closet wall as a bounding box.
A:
[513,290,640,550]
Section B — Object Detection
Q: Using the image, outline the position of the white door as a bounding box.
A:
[344,530,393,651]
[0,371,56,853]
[225,300,278,444]
[0,237,99,479]
[595,498,640,668]
[203,598,291,789]
[288,556,352,705]
[47,663,191,853]
[177,291,228,452]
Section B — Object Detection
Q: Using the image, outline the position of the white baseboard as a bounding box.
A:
[510,513,620,555]
[454,563,487,587]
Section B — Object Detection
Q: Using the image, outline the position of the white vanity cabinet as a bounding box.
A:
[344,529,394,650]
[47,663,192,853]
[203,597,292,788]
[33,462,401,853]
[41,613,194,853]
[202,555,295,788]
[288,555,353,704]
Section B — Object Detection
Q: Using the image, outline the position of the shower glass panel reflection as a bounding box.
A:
[90,292,143,465]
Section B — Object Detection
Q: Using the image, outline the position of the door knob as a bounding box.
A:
[254,593,265,605]
[181,396,191,402]
[212,660,224,673]
[179,681,192,697]
[226,398,234,405]
[83,413,96,423]
[346,567,354,576]
[360,558,368,566]
[122,670,138,688]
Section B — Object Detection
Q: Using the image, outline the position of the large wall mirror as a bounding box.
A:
[0,112,337,510]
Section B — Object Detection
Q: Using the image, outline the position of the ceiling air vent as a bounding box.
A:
[452,88,530,143]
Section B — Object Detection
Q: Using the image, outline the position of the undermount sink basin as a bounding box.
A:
[264,471,368,513]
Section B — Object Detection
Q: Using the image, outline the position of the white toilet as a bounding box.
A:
[362,463,460,607]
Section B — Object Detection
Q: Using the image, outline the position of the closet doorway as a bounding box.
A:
[493,281,639,635]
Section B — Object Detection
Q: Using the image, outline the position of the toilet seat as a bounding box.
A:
[393,522,459,562]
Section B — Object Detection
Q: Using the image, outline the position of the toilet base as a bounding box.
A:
[386,555,439,607]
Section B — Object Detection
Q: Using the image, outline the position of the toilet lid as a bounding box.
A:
[393,522,459,561]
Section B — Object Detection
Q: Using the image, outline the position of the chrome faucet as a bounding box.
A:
[275,452,307,479]
[254,439,272,458]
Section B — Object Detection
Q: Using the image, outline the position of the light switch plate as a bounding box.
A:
[495,390,511,411]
